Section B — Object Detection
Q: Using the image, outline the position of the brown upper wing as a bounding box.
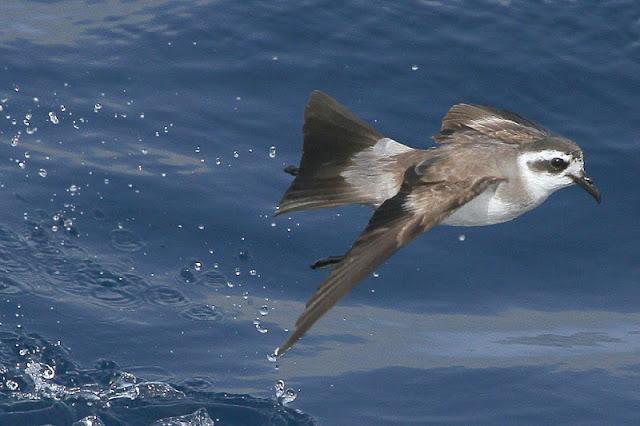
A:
[434,104,550,145]
[276,167,505,356]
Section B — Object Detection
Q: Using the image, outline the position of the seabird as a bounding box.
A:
[275,91,600,356]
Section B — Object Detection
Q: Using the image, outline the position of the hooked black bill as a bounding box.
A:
[571,174,601,204]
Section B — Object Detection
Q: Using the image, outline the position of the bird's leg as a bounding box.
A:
[310,255,345,270]
[283,165,299,176]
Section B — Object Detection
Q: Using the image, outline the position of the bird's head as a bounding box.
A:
[518,137,600,204]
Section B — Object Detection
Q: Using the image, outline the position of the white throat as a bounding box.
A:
[517,150,579,202]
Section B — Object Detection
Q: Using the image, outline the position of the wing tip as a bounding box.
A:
[308,89,329,101]
[275,334,299,358]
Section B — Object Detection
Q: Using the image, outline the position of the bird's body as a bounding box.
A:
[275,91,599,357]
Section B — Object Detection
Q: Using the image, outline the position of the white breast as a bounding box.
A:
[441,184,538,227]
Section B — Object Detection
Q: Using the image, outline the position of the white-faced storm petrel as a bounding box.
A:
[275,91,600,356]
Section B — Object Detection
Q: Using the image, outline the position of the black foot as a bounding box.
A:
[284,165,299,176]
[310,255,345,270]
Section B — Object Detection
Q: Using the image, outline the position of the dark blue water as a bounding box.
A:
[0,1,638,424]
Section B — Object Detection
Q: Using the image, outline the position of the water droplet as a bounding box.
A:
[215,157,221,166]
[48,111,59,124]
[282,388,297,405]
[18,161,26,169]
[249,269,257,276]
[195,146,201,153]
[259,305,269,316]
[38,168,47,178]
[94,103,102,112]
[237,250,249,262]
[373,271,380,278]
[275,379,285,398]
[5,379,18,391]
[197,224,205,230]
[69,184,79,193]
[458,234,466,242]
[193,261,203,272]
[26,127,37,135]
[234,267,241,276]
[274,379,297,405]
[73,415,106,426]
[233,151,239,159]
[411,64,419,71]
[269,146,277,158]
[42,364,55,379]
[267,352,278,362]
[254,319,268,334]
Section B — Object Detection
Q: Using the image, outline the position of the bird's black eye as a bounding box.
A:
[550,157,568,170]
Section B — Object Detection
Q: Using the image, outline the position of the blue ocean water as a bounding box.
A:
[0,0,638,424]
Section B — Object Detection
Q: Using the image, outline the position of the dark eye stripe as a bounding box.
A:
[529,158,569,173]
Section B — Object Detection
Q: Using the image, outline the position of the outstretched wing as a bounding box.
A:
[434,104,550,145]
[276,168,504,356]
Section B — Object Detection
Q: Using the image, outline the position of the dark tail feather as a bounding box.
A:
[277,91,392,216]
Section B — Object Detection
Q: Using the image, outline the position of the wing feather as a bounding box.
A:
[276,170,505,356]
[434,104,550,145]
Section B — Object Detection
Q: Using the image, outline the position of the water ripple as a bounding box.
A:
[90,286,141,310]
[145,286,190,308]
[109,228,145,253]
[181,304,224,322]
[195,269,229,290]
[0,223,151,309]
[0,276,26,295]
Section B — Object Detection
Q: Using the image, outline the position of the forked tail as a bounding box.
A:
[277,91,413,215]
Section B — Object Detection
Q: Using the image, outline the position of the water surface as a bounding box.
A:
[0,1,638,424]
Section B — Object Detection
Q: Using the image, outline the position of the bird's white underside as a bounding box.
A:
[440,185,525,226]
[445,149,580,226]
